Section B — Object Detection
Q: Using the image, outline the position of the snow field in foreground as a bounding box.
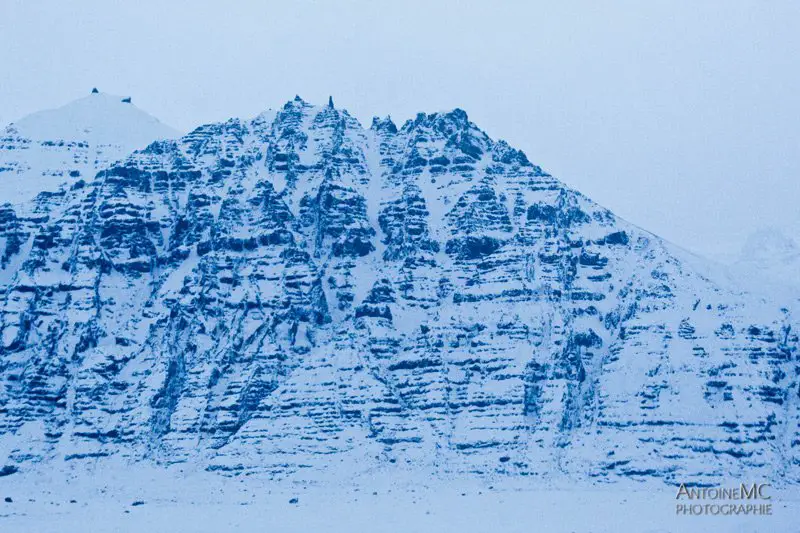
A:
[1,467,797,533]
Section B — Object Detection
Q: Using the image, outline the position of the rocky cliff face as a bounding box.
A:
[0,96,798,484]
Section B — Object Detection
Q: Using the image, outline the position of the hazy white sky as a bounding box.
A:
[1,0,798,257]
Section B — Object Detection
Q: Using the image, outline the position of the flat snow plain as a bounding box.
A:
[1,464,796,533]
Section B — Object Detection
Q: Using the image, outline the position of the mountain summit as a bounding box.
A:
[0,98,797,484]
[0,91,180,205]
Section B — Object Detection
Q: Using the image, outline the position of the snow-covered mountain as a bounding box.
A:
[734,228,800,291]
[0,96,797,486]
[0,90,180,206]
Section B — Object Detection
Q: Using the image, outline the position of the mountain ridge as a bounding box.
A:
[0,97,797,485]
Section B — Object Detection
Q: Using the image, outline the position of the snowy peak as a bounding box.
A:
[732,227,800,292]
[9,90,179,146]
[401,108,471,132]
[0,90,180,206]
[739,228,800,265]
[370,115,397,134]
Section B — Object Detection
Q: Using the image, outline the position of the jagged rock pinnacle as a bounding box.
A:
[371,115,397,134]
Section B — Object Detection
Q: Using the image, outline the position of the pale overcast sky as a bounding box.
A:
[1,0,798,258]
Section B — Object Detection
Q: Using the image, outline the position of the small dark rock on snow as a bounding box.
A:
[0,465,18,477]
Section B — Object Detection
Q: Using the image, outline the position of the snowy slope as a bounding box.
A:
[0,97,798,488]
[0,91,180,206]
